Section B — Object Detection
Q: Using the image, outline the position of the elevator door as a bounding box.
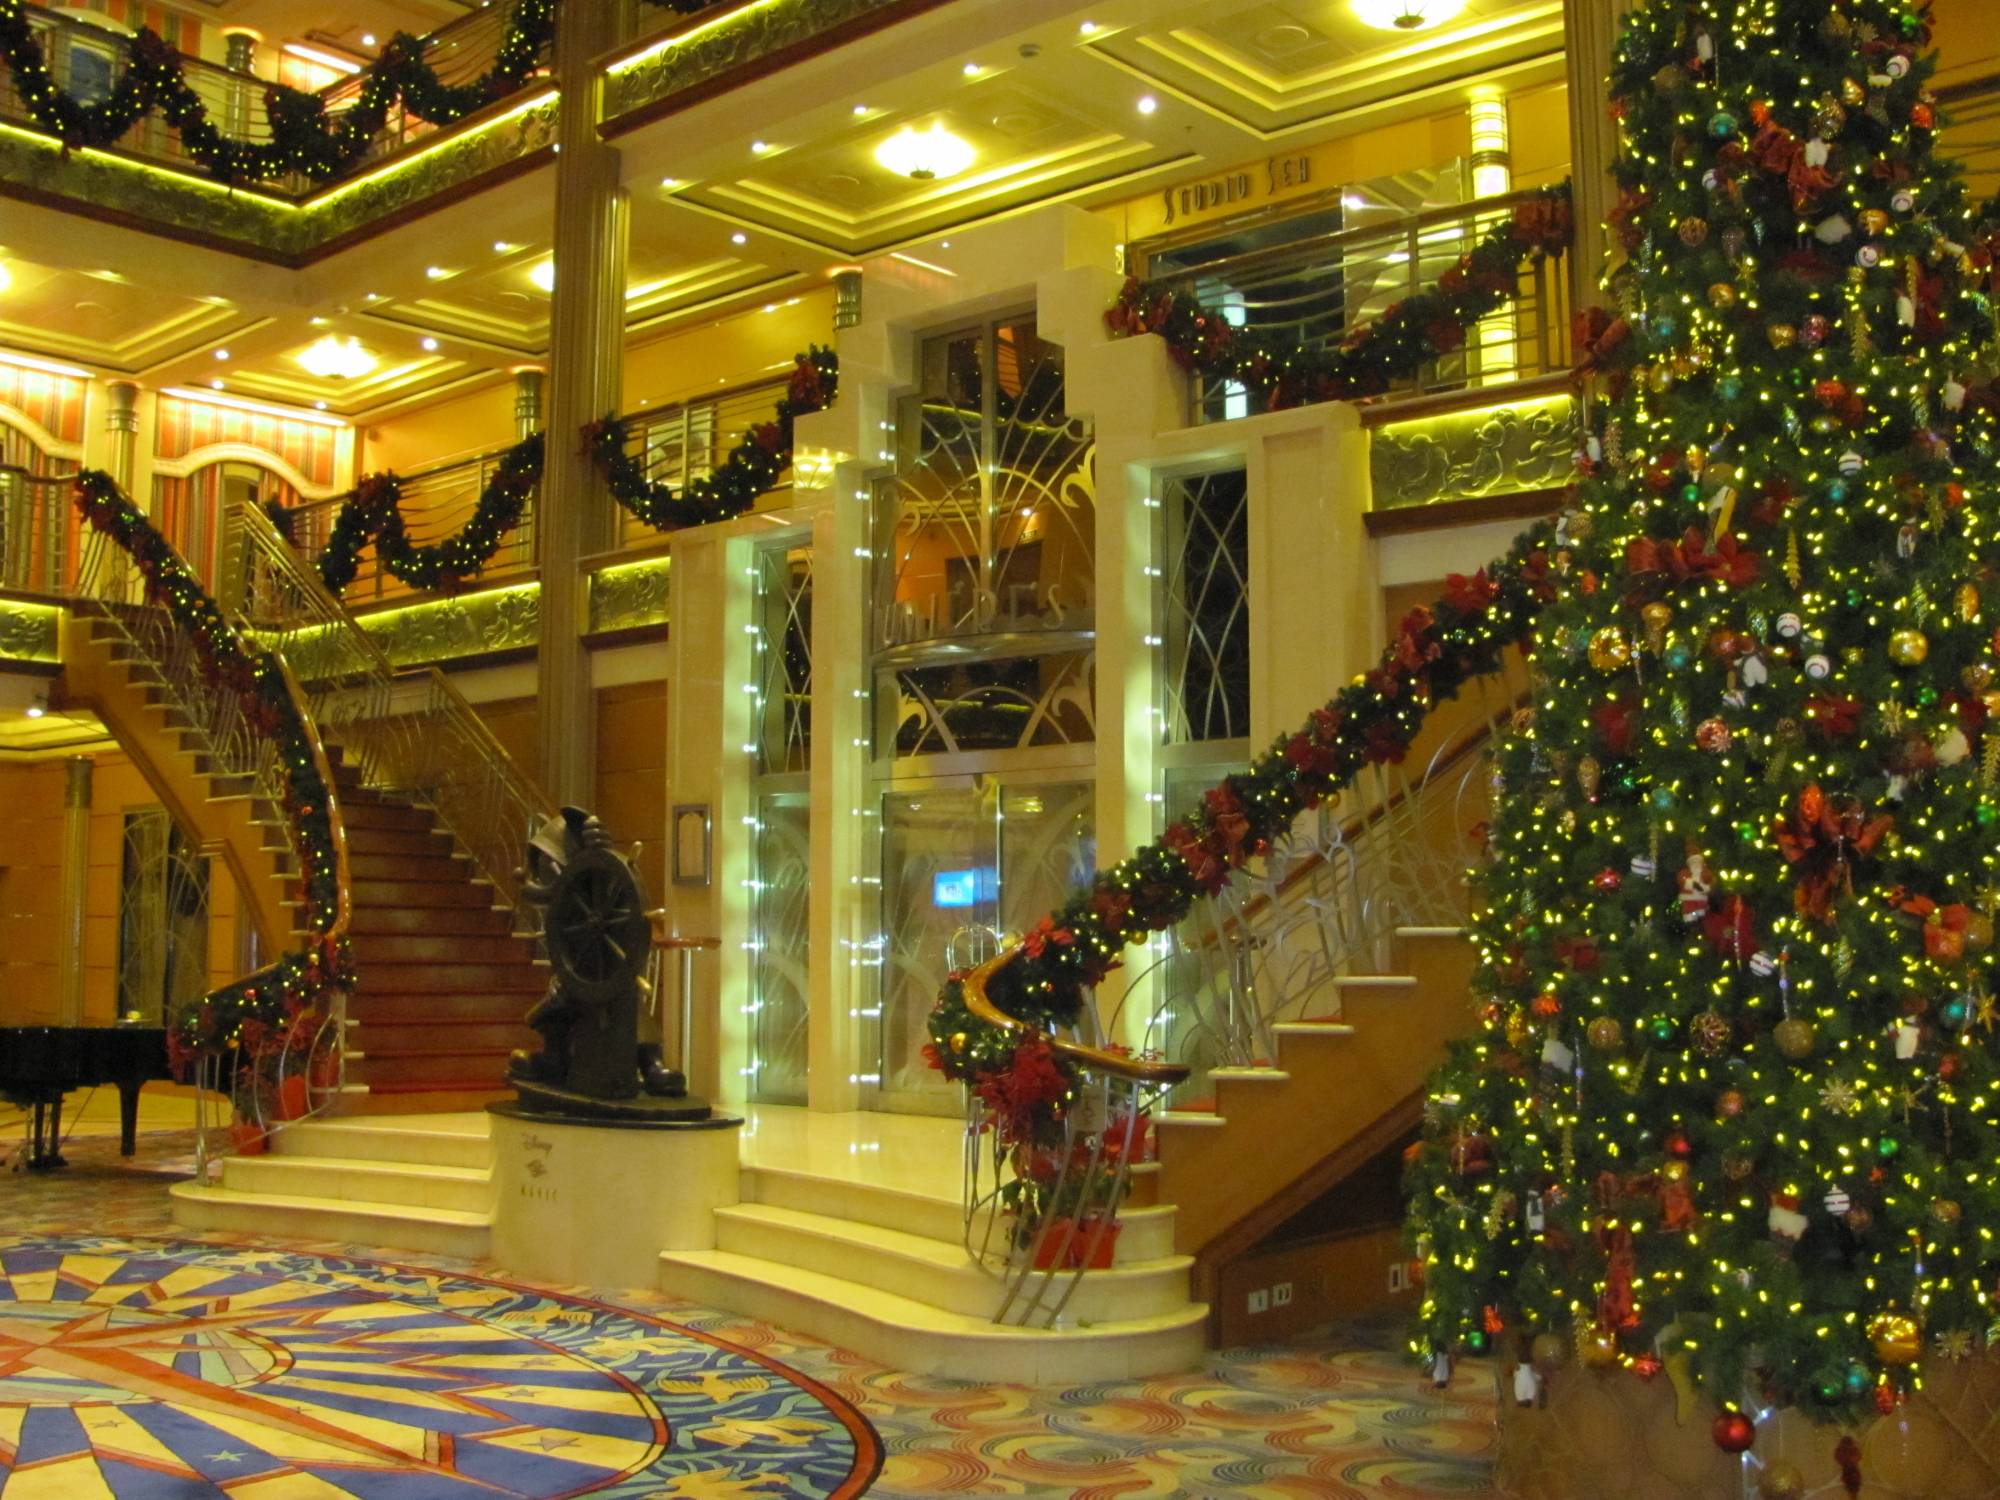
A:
[874,779,1093,1114]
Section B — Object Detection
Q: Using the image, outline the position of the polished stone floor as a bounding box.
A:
[2,1094,1499,1498]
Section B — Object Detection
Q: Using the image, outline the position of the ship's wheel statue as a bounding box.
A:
[507,807,709,1121]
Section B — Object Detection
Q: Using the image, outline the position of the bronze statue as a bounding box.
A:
[507,808,708,1121]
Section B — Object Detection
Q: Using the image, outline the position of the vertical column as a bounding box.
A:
[830,268,864,331]
[55,756,92,1026]
[534,0,630,807]
[1467,86,1516,383]
[1564,0,1634,315]
[103,381,140,491]
[513,367,545,440]
[222,31,259,142]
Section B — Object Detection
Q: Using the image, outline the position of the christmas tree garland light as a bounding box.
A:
[1403,0,2000,1446]
[1104,185,1573,410]
[317,433,543,596]
[924,529,1558,1208]
[584,347,837,532]
[0,0,556,186]
[72,473,352,1077]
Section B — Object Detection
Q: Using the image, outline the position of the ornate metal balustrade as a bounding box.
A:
[0,456,76,599]
[607,377,795,550]
[287,445,541,606]
[0,1,543,195]
[221,498,559,930]
[1162,188,1573,421]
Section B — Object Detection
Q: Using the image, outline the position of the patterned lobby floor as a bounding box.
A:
[1,1121,1500,1498]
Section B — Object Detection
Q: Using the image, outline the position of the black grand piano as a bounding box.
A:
[0,1025,173,1171]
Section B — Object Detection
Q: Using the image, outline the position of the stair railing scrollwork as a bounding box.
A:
[48,471,354,1174]
[220,496,559,929]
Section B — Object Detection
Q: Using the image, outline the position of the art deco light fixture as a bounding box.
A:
[1352,0,1466,30]
[874,124,975,182]
[295,335,377,380]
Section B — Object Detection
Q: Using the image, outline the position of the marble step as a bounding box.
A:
[741,1163,1179,1264]
[168,1181,492,1260]
[711,1202,1193,1325]
[276,1116,493,1169]
[657,1247,1207,1385]
[222,1154,495,1216]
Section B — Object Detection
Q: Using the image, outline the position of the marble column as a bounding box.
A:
[55,756,91,1025]
[103,380,139,492]
[831,269,863,331]
[534,2,631,806]
[222,31,259,142]
[513,367,545,441]
[1564,0,1635,316]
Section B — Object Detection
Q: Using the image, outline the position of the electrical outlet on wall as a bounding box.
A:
[1272,1282,1293,1307]
[1247,1288,1269,1314]
[1388,1263,1407,1293]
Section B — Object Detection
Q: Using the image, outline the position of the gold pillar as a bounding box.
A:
[534,2,631,806]
[1467,87,1516,384]
[513,366,545,441]
[222,30,259,142]
[1564,0,1634,314]
[104,380,139,492]
[56,755,92,1025]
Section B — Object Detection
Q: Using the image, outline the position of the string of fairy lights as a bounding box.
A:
[1401,0,2000,1476]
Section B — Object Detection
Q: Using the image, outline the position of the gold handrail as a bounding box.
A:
[268,651,351,947]
[961,952,1191,1088]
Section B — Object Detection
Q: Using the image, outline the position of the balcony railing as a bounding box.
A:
[1162,188,1572,421]
[287,445,540,607]
[0,454,78,597]
[0,2,544,195]
[1941,72,2000,207]
[610,377,795,550]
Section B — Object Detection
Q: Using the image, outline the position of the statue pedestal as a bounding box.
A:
[488,1104,743,1289]
[1496,1355,2000,1500]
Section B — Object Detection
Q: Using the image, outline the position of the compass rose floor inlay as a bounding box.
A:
[0,1233,881,1499]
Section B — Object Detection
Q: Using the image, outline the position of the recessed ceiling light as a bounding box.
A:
[763,304,777,313]
[660,177,679,189]
[940,241,951,249]
[295,335,377,380]
[360,32,376,46]
[421,337,439,351]
[1352,0,1466,31]
[364,292,380,301]
[210,379,225,389]
[309,316,328,327]
[750,140,772,154]
[875,124,976,181]
[529,260,556,292]
[493,240,514,253]
[1136,95,1158,114]
[962,61,982,76]
[214,348,230,360]
[731,232,748,245]
[426,265,451,280]
[1080,20,1098,33]
[852,103,869,115]
[0,263,12,294]
[314,400,328,409]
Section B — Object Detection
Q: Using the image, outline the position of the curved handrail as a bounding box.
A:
[961,952,1190,1088]
[271,651,352,941]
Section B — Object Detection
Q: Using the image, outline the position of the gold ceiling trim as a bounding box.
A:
[1,303,260,374]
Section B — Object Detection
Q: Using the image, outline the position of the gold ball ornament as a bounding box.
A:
[1691,1009,1732,1055]
[1860,207,1890,236]
[1641,600,1674,650]
[1958,584,1981,623]
[1888,628,1930,666]
[1589,627,1633,672]
[1722,1152,1756,1180]
[1578,1327,1621,1369]
[1966,913,1994,952]
[1962,664,1993,693]
[949,1031,968,1053]
[1869,1312,1922,1366]
[1678,216,1709,247]
[1577,754,1602,798]
[1759,1461,1807,1500]
[1767,322,1798,350]
[1565,510,1594,542]
[1841,76,1867,106]
[1717,1087,1746,1118]
[1708,281,1739,309]
[1505,1009,1531,1047]
[1587,1016,1625,1052]
[1932,1197,1962,1225]
[1774,1017,1816,1060]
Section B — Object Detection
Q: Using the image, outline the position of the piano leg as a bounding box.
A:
[27,1096,66,1172]
[118,1081,143,1157]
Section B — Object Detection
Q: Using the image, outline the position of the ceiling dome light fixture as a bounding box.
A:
[529,260,556,293]
[1352,0,1466,31]
[874,124,975,182]
[295,335,377,380]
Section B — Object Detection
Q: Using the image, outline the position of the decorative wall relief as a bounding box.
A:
[1370,393,1576,511]
[587,558,671,636]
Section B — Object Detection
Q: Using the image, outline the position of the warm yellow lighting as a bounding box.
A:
[281,41,362,75]
[874,124,975,182]
[0,348,89,378]
[295,335,377,380]
[1137,95,1158,115]
[163,386,350,427]
[0,262,10,294]
[529,260,556,293]
[1352,0,1467,30]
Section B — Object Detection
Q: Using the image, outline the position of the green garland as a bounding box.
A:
[924,526,1560,1172]
[318,433,543,596]
[0,0,554,185]
[72,473,352,1076]
[1105,184,1573,411]
[586,348,837,531]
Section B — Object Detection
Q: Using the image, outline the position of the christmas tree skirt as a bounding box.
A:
[1495,1356,2000,1499]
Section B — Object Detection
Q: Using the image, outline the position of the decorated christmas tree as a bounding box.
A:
[1408,0,2000,1445]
